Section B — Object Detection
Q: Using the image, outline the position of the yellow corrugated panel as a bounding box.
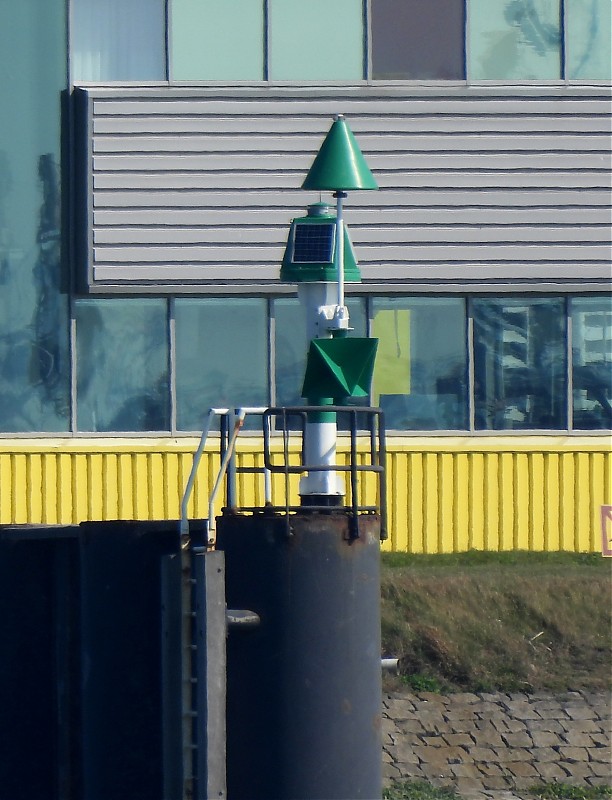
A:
[0,436,610,553]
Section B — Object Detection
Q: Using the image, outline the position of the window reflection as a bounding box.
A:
[75,299,169,432]
[72,0,166,81]
[571,297,612,430]
[171,0,264,80]
[469,0,561,79]
[371,298,467,431]
[371,0,465,79]
[0,0,69,432]
[269,0,363,80]
[566,0,612,79]
[175,298,268,431]
[473,298,566,430]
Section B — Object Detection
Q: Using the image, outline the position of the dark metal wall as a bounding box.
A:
[217,510,382,800]
[0,521,205,800]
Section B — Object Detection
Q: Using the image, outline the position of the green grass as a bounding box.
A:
[381,550,611,694]
[529,784,612,800]
[383,779,459,800]
[382,779,612,800]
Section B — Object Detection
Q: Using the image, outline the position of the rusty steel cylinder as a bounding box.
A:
[217,510,382,800]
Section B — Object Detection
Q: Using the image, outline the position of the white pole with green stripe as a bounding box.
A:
[280,115,378,505]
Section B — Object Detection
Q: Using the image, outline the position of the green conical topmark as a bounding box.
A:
[302,115,378,192]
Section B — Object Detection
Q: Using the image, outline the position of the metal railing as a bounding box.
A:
[180,405,387,545]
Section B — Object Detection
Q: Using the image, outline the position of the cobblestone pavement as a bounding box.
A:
[383,690,611,798]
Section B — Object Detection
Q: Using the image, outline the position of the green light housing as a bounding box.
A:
[280,203,361,284]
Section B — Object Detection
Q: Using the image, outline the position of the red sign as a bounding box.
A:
[602,506,612,557]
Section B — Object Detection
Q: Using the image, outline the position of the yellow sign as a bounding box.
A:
[371,309,410,404]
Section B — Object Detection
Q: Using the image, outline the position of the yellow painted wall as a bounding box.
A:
[0,436,609,553]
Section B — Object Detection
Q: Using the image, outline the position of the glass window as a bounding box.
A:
[371,0,465,80]
[75,299,169,432]
[371,298,467,430]
[72,0,166,81]
[175,298,268,431]
[468,0,562,80]
[269,0,364,81]
[566,0,612,80]
[274,297,366,406]
[171,0,264,80]
[571,296,612,430]
[0,0,69,432]
[473,298,566,430]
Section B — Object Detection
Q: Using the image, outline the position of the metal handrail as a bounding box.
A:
[262,406,388,540]
[180,407,270,544]
[181,405,387,545]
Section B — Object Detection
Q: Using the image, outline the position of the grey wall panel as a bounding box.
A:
[74,85,612,294]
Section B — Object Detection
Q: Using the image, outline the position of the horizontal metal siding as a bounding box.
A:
[1,438,609,553]
[75,86,612,293]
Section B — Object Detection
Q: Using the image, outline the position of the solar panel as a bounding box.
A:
[292,222,335,264]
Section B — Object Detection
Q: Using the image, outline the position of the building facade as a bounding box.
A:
[0,0,610,552]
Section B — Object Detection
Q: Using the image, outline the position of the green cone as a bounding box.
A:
[302,116,378,192]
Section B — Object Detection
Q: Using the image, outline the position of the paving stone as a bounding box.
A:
[395,730,427,746]
[418,711,447,729]
[388,740,420,764]
[382,762,402,781]
[558,746,590,762]
[448,693,482,705]
[450,764,484,780]
[563,719,606,733]
[524,719,566,733]
[494,718,529,733]
[454,777,489,793]
[562,731,597,747]
[501,732,534,748]
[530,747,560,763]
[419,761,456,781]
[414,745,467,766]
[505,761,539,778]
[529,730,562,747]
[452,720,484,734]
[560,762,600,781]
[469,747,498,762]
[481,775,514,790]
[535,762,571,781]
[382,717,399,734]
[502,702,541,719]
[418,692,451,705]
[565,706,599,720]
[399,718,427,733]
[531,699,565,713]
[386,698,418,719]
[477,763,505,777]
[382,690,610,798]
[589,761,612,779]
[472,723,506,748]
[587,746,612,763]
[473,702,505,717]
[496,748,534,763]
[422,736,445,747]
[446,708,479,720]
[478,692,509,702]
[443,733,475,748]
